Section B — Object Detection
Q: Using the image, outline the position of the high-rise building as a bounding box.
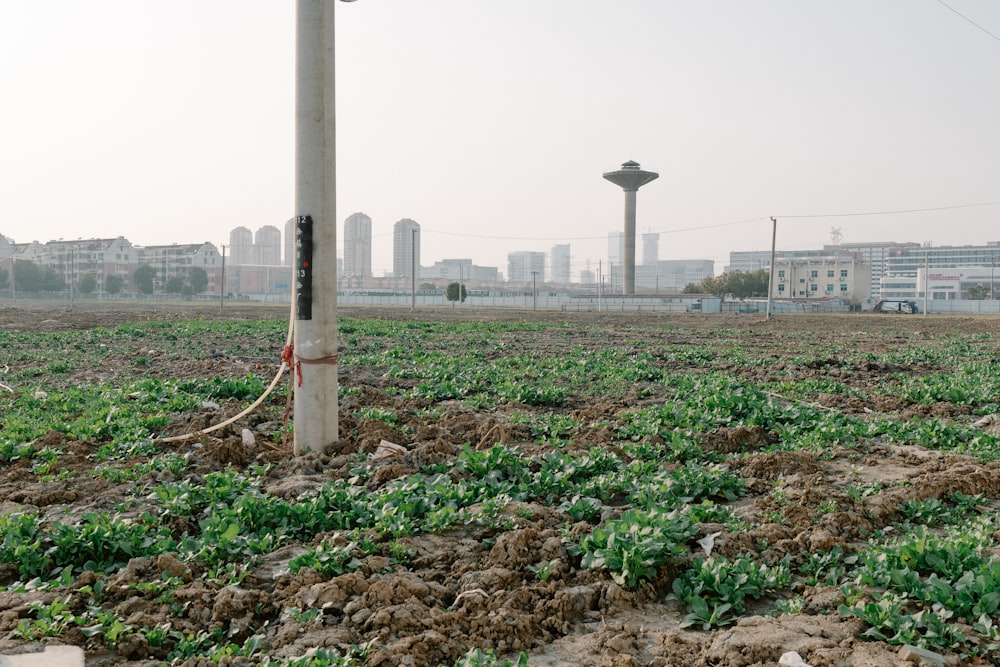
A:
[549,244,570,284]
[507,251,545,284]
[392,218,421,279]
[344,212,372,278]
[254,225,281,266]
[608,232,624,268]
[642,233,659,265]
[229,226,253,266]
[284,218,295,267]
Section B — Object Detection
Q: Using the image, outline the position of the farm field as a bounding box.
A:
[2,303,1000,666]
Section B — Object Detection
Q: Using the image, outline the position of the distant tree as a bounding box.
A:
[419,282,437,291]
[13,260,44,292]
[967,284,989,300]
[41,268,65,292]
[0,268,8,290]
[686,270,769,299]
[78,274,97,294]
[445,282,467,302]
[134,265,156,295]
[166,276,186,294]
[189,267,208,294]
[105,275,123,295]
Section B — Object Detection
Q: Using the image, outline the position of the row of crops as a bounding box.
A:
[1,317,1000,664]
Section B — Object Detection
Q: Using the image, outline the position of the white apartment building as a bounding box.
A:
[393,219,421,279]
[344,212,373,279]
[229,226,253,266]
[254,225,282,266]
[507,251,545,284]
[549,244,570,284]
[771,257,871,304]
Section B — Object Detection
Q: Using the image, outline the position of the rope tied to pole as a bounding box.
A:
[282,344,337,388]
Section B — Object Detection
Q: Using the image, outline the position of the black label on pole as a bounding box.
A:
[296,215,314,321]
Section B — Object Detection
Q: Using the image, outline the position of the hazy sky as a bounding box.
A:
[2,1,998,278]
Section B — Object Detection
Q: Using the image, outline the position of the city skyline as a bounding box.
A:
[2,2,997,279]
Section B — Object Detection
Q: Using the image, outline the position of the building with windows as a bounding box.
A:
[392,218,421,279]
[642,233,659,265]
[507,251,545,284]
[343,212,372,280]
[824,242,920,301]
[284,218,295,267]
[638,259,714,292]
[419,258,499,283]
[549,244,570,284]
[229,226,253,266]
[137,243,223,294]
[254,225,282,266]
[881,266,999,301]
[771,257,870,304]
[20,237,139,294]
[725,250,773,274]
[608,232,624,269]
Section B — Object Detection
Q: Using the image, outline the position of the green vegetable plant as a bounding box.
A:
[573,507,696,589]
[670,556,791,629]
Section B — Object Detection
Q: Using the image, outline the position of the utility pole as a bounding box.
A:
[991,249,995,302]
[293,0,351,454]
[598,260,603,311]
[410,228,416,312]
[923,249,929,317]
[219,244,227,314]
[766,217,777,321]
[532,271,537,310]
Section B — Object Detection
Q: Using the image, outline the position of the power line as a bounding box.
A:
[421,216,766,243]
[935,0,1000,43]
[778,200,1000,219]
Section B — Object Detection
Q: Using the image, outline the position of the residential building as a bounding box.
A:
[229,227,253,266]
[26,237,139,294]
[824,241,920,301]
[507,251,545,284]
[137,243,223,294]
[254,225,282,266]
[344,212,372,280]
[549,244,570,284]
[608,231,624,268]
[393,219,421,279]
[284,218,295,267]
[771,256,870,304]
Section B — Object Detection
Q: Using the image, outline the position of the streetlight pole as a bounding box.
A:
[293,0,354,454]
[766,217,777,321]
[410,228,417,312]
[219,244,226,315]
[532,270,537,310]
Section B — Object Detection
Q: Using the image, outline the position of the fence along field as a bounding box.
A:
[1,305,1000,666]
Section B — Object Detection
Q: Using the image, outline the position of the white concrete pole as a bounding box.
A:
[623,190,637,296]
[766,217,777,321]
[294,0,340,453]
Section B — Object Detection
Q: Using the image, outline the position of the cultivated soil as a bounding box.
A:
[2,303,1000,667]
